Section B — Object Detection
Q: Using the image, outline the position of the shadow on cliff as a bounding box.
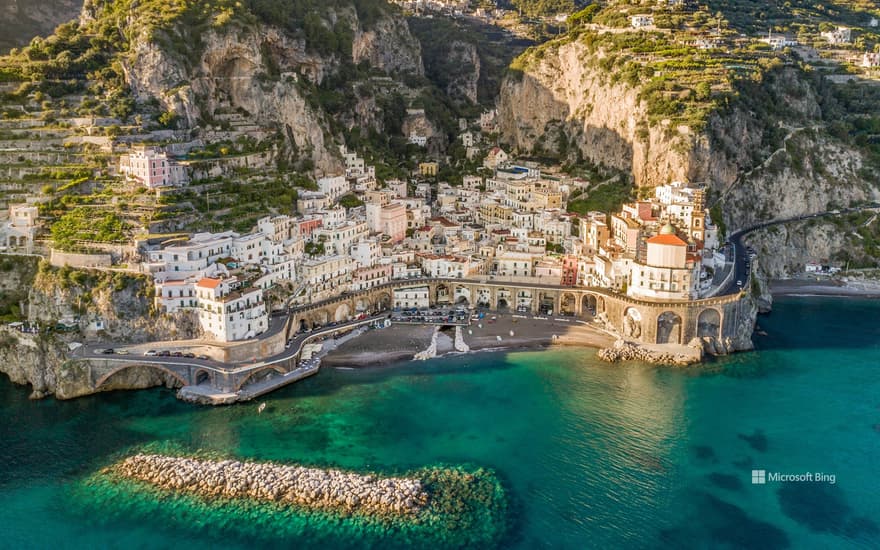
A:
[500,71,639,182]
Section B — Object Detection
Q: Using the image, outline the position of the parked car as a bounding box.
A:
[115,349,129,355]
[171,351,184,358]
[158,350,171,357]
[184,352,195,358]
[197,354,209,360]
[736,280,743,287]
[144,350,157,357]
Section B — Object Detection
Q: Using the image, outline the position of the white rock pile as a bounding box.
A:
[597,339,700,366]
[113,453,429,516]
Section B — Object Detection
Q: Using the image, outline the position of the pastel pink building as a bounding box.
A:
[119,148,188,189]
[380,202,407,243]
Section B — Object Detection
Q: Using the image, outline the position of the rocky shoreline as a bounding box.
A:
[109,454,428,517]
[597,339,703,366]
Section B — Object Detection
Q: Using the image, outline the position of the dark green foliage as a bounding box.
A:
[50,207,127,250]
[510,0,577,19]
[338,194,365,208]
[567,181,634,215]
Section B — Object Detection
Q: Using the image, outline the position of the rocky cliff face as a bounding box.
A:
[0,0,82,52]
[0,261,196,399]
[116,4,422,174]
[444,41,480,104]
[352,16,424,76]
[498,41,880,277]
[0,332,181,400]
[498,40,698,187]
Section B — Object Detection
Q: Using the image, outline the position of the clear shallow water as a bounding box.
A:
[2,297,879,549]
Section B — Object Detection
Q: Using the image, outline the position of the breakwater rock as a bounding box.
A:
[597,339,701,366]
[111,454,428,517]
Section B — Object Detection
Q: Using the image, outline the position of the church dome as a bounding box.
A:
[659,222,676,235]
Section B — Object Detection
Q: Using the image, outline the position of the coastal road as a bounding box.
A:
[721,203,880,295]
[75,313,391,374]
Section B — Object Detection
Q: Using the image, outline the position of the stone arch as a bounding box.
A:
[475,288,491,308]
[538,291,555,314]
[582,294,598,316]
[697,308,721,339]
[334,303,351,322]
[235,365,286,391]
[95,364,188,390]
[597,296,605,313]
[623,307,643,339]
[195,369,211,385]
[435,283,451,304]
[496,288,511,310]
[355,297,370,312]
[560,292,577,315]
[312,309,330,328]
[298,317,311,333]
[375,292,391,311]
[454,286,471,305]
[656,311,683,345]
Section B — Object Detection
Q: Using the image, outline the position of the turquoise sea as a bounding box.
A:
[2,296,879,549]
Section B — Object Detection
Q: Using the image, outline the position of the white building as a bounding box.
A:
[317,175,350,201]
[628,225,699,300]
[119,147,188,189]
[759,33,798,50]
[861,51,880,68]
[393,286,430,309]
[631,15,654,28]
[408,133,427,147]
[2,204,38,252]
[821,26,851,44]
[195,276,268,342]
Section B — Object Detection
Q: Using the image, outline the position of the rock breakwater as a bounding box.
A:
[597,339,702,366]
[111,453,428,517]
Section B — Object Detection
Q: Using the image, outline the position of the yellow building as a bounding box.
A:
[419,162,439,177]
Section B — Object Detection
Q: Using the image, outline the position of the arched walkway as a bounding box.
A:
[334,303,351,322]
[656,311,683,345]
[697,308,721,339]
[195,369,211,385]
[454,286,471,305]
[375,292,391,311]
[560,292,576,315]
[623,307,642,339]
[235,366,286,391]
[435,284,451,304]
[475,288,491,308]
[95,364,188,389]
[582,294,598,316]
[355,297,370,312]
[309,310,330,329]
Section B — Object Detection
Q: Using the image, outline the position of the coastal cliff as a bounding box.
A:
[0,0,82,52]
[498,39,698,187]
[498,36,880,277]
[76,0,425,174]
[0,260,194,399]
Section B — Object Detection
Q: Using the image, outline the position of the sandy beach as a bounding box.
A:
[770,277,880,298]
[321,313,617,367]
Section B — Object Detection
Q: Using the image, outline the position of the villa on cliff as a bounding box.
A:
[118,147,188,189]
